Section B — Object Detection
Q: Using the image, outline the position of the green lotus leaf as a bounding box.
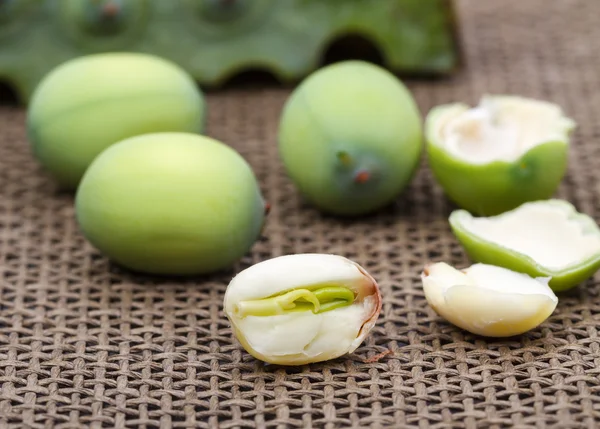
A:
[449,199,600,291]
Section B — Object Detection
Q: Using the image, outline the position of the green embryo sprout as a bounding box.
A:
[75,132,266,276]
[426,95,575,216]
[278,60,423,216]
[234,286,356,318]
[27,52,206,189]
[450,199,600,292]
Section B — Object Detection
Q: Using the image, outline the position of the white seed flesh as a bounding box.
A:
[433,95,574,164]
[422,262,558,337]
[223,254,381,366]
[236,299,375,359]
[456,200,600,270]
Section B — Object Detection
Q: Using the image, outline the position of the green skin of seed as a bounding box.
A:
[425,105,570,216]
[235,286,356,318]
[449,200,600,292]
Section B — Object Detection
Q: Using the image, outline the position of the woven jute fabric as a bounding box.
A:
[2,1,600,428]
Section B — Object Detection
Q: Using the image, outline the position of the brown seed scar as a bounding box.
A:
[354,170,370,184]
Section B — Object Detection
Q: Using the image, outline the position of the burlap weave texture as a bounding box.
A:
[1,1,600,428]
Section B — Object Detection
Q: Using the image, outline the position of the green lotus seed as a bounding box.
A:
[278,60,423,216]
[75,132,266,276]
[27,52,206,190]
[425,95,575,216]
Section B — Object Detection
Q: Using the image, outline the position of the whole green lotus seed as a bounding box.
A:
[27,52,206,190]
[75,132,266,276]
[278,60,423,216]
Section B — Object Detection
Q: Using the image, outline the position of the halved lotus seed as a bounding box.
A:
[426,94,575,215]
[421,262,558,337]
[223,254,382,366]
[450,199,600,291]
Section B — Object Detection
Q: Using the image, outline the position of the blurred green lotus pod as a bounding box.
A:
[60,0,148,41]
[426,95,576,216]
[450,199,600,292]
[278,60,423,216]
[27,52,206,190]
[75,132,266,276]
[0,0,460,102]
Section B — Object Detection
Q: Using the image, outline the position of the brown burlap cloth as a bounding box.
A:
[2,1,600,428]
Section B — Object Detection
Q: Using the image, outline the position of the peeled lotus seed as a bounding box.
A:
[421,262,558,337]
[223,254,382,366]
